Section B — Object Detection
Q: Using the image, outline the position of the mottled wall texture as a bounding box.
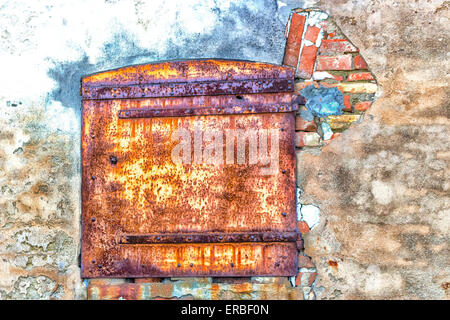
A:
[0,0,448,299]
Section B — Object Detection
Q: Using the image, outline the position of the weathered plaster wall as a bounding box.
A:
[300,0,450,299]
[0,0,448,299]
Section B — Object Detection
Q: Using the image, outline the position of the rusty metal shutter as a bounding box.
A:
[81,59,301,278]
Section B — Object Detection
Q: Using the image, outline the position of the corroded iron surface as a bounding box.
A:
[81,60,298,278]
[119,232,300,245]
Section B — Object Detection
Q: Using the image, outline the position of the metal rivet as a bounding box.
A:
[98,264,103,268]
[282,169,286,174]
[248,107,252,111]
[109,155,118,165]
[218,236,223,240]
[282,212,287,217]
[91,134,95,139]
[187,237,192,241]
[230,263,234,267]
[91,217,96,222]
[155,110,160,115]
[142,264,145,268]
[125,236,130,242]
[275,262,280,267]
[250,235,255,240]
[91,175,96,180]
[156,236,161,241]
[91,259,96,264]
[177,263,181,267]
[190,263,193,267]
[281,128,285,131]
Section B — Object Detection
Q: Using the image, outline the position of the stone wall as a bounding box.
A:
[0,0,448,299]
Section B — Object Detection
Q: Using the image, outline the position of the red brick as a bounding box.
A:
[307,272,318,286]
[283,13,306,68]
[304,25,321,43]
[297,220,310,234]
[316,55,353,71]
[343,95,352,111]
[295,116,317,132]
[354,101,372,111]
[298,255,315,268]
[354,55,368,69]
[294,272,317,287]
[331,132,341,140]
[135,278,163,283]
[347,72,374,81]
[320,20,328,33]
[297,45,318,79]
[319,39,358,54]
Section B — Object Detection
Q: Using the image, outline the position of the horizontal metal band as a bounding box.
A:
[119,232,301,245]
[118,103,298,118]
[82,78,294,100]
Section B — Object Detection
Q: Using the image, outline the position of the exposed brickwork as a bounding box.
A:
[319,39,358,54]
[283,9,377,151]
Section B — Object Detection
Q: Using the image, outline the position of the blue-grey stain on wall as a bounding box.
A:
[300,84,345,118]
[46,0,294,114]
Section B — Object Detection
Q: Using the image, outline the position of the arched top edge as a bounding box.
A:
[81,59,294,87]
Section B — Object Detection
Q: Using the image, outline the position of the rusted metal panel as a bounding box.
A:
[119,231,299,245]
[81,59,298,278]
